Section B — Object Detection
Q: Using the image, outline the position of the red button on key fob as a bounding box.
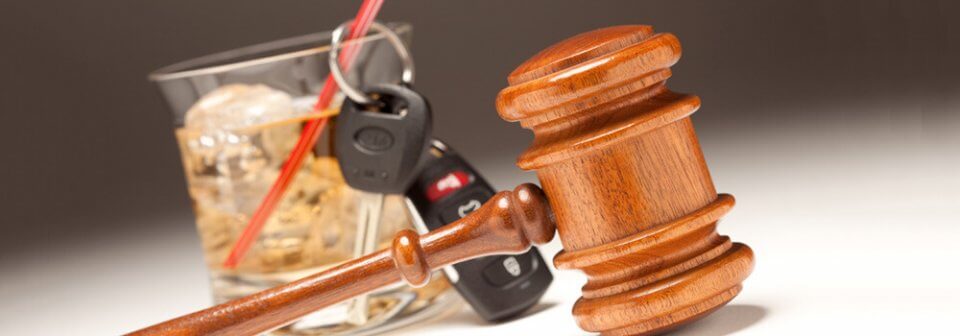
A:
[425,170,471,202]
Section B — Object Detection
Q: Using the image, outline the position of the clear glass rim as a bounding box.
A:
[148,22,412,82]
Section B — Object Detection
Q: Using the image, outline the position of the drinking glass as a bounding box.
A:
[149,23,458,336]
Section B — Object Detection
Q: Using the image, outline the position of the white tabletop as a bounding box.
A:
[2,127,958,336]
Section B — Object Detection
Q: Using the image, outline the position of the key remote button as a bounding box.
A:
[439,191,488,223]
[425,170,471,202]
[482,253,536,287]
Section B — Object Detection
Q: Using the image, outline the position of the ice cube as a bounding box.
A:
[185,84,298,131]
[179,84,308,215]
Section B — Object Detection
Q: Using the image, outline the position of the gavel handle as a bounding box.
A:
[128,184,555,336]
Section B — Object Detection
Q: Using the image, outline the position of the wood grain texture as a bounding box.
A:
[127,184,554,336]
[128,24,754,336]
[496,25,755,335]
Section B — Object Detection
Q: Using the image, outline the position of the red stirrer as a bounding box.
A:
[223,0,386,268]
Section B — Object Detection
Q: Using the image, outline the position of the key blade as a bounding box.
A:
[355,192,386,257]
[347,191,386,325]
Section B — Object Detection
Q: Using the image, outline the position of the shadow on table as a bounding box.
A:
[407,301,561,330]
[401,302,766,335]
[671,304,769,336]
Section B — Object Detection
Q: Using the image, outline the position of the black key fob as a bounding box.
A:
[335,83,432,194]
[405,141,553,322]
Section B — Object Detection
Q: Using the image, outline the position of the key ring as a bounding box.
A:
[329,21,415,106]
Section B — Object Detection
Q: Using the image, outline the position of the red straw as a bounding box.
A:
[224,0,386,268]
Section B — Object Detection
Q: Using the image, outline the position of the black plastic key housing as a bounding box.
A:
[406,146,553,322]
[335,84,432,194]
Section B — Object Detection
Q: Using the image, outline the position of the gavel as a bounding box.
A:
[131,25,754,336]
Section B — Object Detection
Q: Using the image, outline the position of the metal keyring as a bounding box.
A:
[329,21,414,106]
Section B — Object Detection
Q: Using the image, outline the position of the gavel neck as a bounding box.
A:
[416,183,556,269]
[128,183,556,336]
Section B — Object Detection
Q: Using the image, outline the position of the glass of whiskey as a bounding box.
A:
[149,23,459,335]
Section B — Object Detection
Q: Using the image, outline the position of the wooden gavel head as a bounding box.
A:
[497,25,755,335]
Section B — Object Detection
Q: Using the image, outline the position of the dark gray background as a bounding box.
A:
[1,0,957,256]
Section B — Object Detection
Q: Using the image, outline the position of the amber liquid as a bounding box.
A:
[174,115,455,335]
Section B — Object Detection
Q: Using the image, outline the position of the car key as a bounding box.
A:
[334,83,432,324]
[345,191,384,325]
[335,83,432,194]
[405,140,553,322]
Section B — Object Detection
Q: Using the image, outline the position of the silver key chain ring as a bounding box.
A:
[329,21,415,106]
